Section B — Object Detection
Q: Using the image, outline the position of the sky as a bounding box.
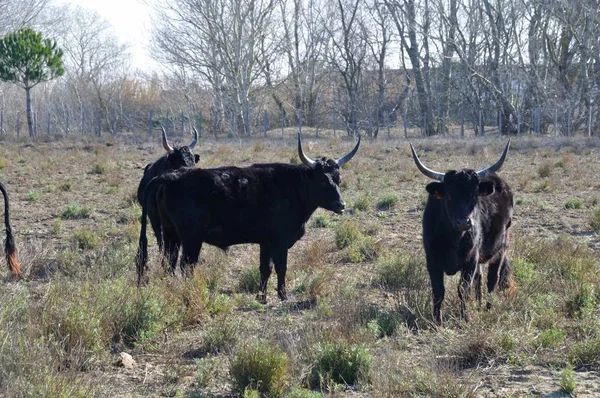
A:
[55,0,158,72]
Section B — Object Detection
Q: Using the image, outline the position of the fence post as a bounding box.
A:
[332,110,336,137]
[386,112,390,138]
[315,105,319,138]
[566,110,571,137]
[403,108,408,139]
[66,110,69,136]
[180,110,185,137]
[517,112,521,135]
[554,107,558,136]
[588,104,592,137]
[280,107,284,139]
[0,109,3,135]
[460,108,464,138]
[534,105,540,135]
[498,110,502,136]
[263,110,268,137]
[422,112,426,137]
[97,112,102,136]
[147,110,153,135]
[47,111,50,135]
[442,113,446,137]
[197,111,203,137]
[479,109,483,136]
[16,112,20,139]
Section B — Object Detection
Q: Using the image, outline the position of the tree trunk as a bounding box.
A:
[25,87,34,137]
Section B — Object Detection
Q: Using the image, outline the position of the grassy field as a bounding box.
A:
[1,131,600,397]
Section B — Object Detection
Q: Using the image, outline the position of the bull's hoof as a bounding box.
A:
[256,293,267,305]
[277,290,287,301]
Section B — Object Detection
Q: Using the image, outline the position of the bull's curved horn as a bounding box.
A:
[336,134,361,167]
[161,125,174,154]
[410,143,445,181]
[189,127,198,149]
[297,132,316,168]
[476,139,511,177]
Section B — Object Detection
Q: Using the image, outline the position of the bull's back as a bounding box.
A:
[162,166,303,245]
[137,157,167,205]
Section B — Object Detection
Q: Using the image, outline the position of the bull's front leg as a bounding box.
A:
[427,267,445,325]
[257,243,272,304]
[271,245,288,301]
[458,257,479,322]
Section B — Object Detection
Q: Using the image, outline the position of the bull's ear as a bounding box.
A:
[426,182,444,199]
[194,154,200,163]
[479,181,495,196]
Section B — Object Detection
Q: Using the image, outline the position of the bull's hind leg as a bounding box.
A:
[148,202,163,250]
[180,239,202,277]
[161,226,180,275]
[257,243,272,304]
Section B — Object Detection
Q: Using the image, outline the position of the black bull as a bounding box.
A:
[136,134,360,302]
[137,126,199,254]
[410,141,515,324]
[1,182,20,278]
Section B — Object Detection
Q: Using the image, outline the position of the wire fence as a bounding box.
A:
[0,102,596,141]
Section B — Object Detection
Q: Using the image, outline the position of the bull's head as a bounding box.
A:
[298,133,360,214]
[161,125,200,168]
[410,140,510,231]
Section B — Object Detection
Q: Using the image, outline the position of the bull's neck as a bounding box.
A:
[297,166,320,222]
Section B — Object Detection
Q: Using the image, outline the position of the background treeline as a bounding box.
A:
[0,0,599,139]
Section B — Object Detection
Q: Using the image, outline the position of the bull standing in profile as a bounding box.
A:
[410,141,515,324]
[136,134,360,302]
[137,125,199,263]
[1,182,21,278]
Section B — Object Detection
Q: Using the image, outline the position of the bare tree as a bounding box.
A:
[151,0,277,137]
[56,6,130,135]
[0,0,49,35]
[325,0,368,136]
[385,0,436,135]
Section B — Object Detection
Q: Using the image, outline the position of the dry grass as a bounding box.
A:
[1,133,600,396]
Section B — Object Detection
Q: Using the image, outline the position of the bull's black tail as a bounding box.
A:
[1,182,21,278]
[136,176,163,286]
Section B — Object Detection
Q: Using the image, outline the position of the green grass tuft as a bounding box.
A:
[308,342,371,389]
[564,198,583,209]
[61,202,92,219]
[376,193,399,210]
[334,220,362,249]
[559,366,576,394]
[230,340,289,397]
[590,208,600,233]
[311,214,331,228]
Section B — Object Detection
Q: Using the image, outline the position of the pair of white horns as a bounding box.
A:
[410,139,511,181]
[297,132,361,168]
[161,125,198,154]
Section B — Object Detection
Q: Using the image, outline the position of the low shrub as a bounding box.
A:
[311,214,331,228]
[376,194,399,210]
[308,342,371,389]
[230,340,289,397]
[564,198,583,209]
[238,267,261,293]
[61,202,92,219]
[334,220,362,249]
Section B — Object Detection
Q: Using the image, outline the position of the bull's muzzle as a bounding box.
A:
[455,218,472,232]
[333,200,346,214]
